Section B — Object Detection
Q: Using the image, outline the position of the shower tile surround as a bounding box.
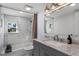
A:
[0,15,33,55]
[0,5,33,55]
[3,15,33,51]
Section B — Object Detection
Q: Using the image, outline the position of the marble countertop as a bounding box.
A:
[34,39,79,56]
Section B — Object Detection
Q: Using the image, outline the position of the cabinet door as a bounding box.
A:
[39,44,56,56]
[39,47,52,56]
[39,48,45,56]
[39,42,69,56]
[33,41,40,56]
[33,41,69,56]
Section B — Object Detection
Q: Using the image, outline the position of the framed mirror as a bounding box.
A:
[44,16,54,34]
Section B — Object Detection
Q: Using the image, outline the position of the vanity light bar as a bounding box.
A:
[70,3,76,6]
[24,5,33,11]
[45,3,71,14]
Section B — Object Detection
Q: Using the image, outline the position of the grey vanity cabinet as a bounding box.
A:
[33,40,40,56]
[33,40,69,56]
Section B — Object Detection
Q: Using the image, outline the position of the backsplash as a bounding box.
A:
[45,34,79,44]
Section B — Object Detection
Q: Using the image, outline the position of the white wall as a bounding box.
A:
[0,15,4,53]
[52,11,79,43]
[54,12,75,35]
[0,7,4,53]
[37,12,45,39]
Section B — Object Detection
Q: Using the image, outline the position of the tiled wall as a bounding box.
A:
[4,15,33,50]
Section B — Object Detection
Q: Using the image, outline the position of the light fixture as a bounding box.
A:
[46,13,50,16]
[45,3,70,13]
[45,9,49,12]
[70,3,76,6]
[51,6,55,9]
[25,5,32,11]
[19,11,24,13]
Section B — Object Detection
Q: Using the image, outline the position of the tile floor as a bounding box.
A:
[0,49,33,56]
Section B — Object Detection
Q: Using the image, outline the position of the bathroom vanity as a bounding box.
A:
[33,39,79,56]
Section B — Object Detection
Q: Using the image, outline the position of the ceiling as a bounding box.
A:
[1,3,79,18]
[48,3,79,18]
[0,3,46,18]
[0,3,46,13]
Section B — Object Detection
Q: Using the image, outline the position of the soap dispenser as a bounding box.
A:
[67,34,72,44]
